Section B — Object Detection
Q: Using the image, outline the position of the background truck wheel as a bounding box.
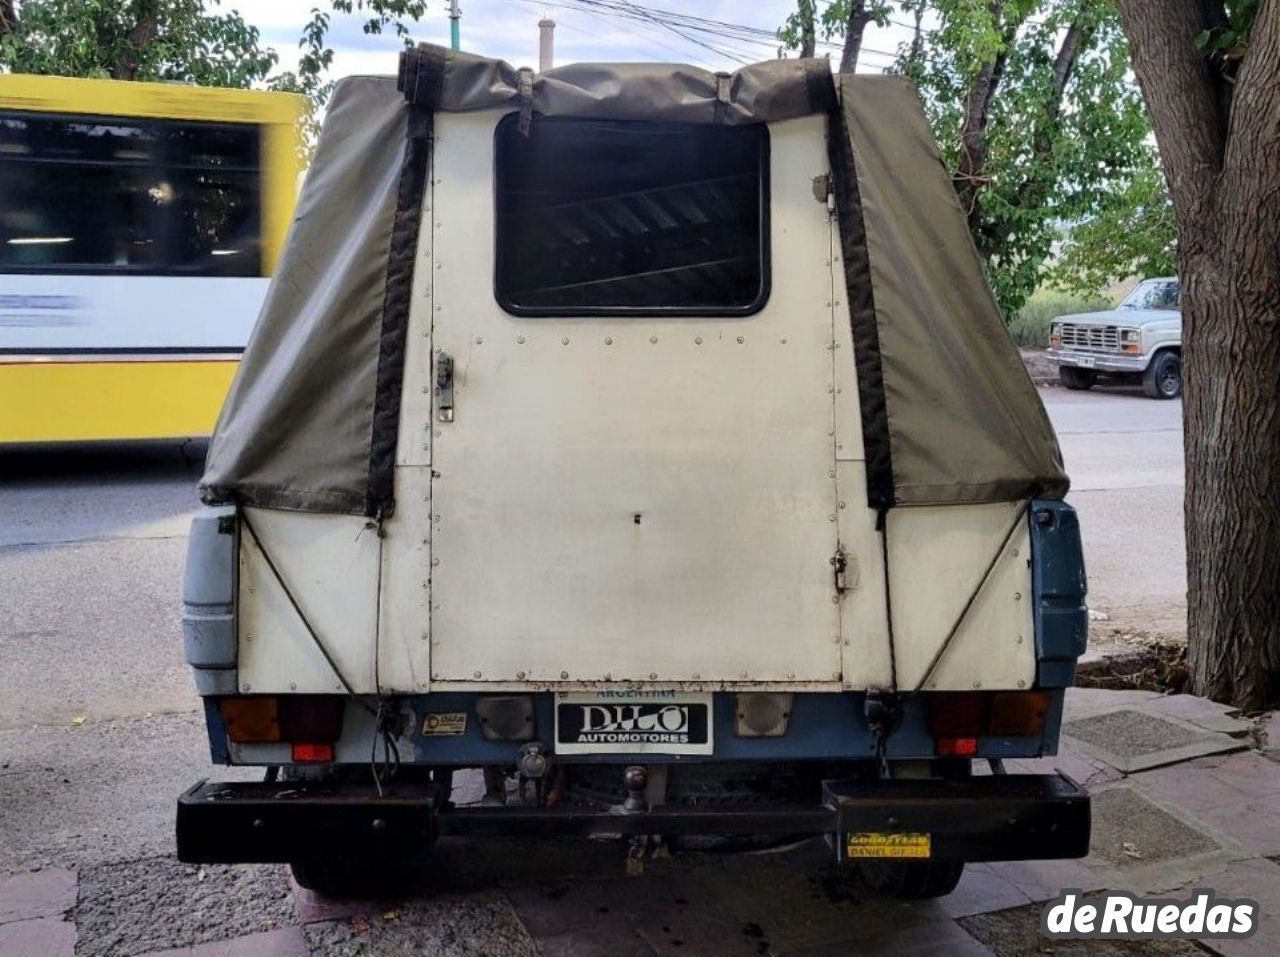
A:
[290,855,428,899]
[856,859,965,899]
[1058,366,1098,391]
[1142,350,1182,399]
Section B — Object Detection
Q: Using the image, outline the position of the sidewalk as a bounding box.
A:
[3,686,1276,956]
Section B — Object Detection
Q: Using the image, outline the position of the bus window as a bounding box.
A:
[0,112,261,277]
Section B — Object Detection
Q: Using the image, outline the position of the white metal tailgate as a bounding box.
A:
[428,112,840,685]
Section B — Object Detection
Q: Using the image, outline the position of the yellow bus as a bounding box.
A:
[0,74,304,443]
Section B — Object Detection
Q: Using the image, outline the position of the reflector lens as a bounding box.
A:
[220,697,281,743]
[987,691,1052,736]
[278,696,345,742]
[291,742,334,763]
[926,691,1053,744]
[936,736,979,757]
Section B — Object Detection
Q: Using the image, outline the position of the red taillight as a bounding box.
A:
[291,742,335,763]
[935,736,979,757]
[926,691,1052,753]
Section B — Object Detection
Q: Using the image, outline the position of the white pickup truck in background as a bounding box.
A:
[1047,277,1182,399]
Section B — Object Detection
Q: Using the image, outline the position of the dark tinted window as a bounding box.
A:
[495,115,769,315]
[0,111,261,276]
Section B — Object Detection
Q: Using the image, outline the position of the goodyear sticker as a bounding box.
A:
[422,712,467,735]
[846,832,931,859]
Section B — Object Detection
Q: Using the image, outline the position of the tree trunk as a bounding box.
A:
[839,1,872,73]
[1117,0,1280,710]
[0,0,16,37]
[798,0,816,58]
[112,0,161,80]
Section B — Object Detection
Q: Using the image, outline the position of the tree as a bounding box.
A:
[0,0,278,86]
[1114,0,1280,710]
[780,1,1165,317]
[779,1,891,73]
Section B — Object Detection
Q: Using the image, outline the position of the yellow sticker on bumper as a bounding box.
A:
[846,832,932,859]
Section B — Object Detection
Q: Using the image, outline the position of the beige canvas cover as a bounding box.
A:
[200,44,1066,517]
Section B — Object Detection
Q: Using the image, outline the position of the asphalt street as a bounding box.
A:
[0,385,1188,954]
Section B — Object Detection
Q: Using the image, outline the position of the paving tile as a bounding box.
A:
[985,858,1109,900]
[531,917,655,957]
[1199,799,1280,857]
[938,864,1032,919]
[0,869,78,923]
[1063,687,1162,719]
[798,917,994,956]
[1200,751,1280,799]
[1063,709,1245,773]
[138,928,310,957]
[1143,695,1254,735]
[0,917,76,957]
[1133,762,1255,814]
[1167,857,1280,957]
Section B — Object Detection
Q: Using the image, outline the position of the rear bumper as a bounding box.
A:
[176,772,1088,865]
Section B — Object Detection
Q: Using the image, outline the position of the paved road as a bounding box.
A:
[0,387,1189,954]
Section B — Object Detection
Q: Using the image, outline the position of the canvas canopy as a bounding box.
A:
[201,43,1066,517]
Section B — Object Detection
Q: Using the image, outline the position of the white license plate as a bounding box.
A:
[555,692,713,755]
[1073,355,1096,368]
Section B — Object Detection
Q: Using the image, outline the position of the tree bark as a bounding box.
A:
[1116,0,1280,710]
[797,0,816,58]
[839,1,872,74]
[0,0,16,37]
[112,0,161,80]
[954,4,1024,240]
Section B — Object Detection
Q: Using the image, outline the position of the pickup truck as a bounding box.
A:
[175,45,1090,901]
[1047,277,1182,399]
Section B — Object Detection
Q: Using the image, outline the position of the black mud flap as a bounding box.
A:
[827,773,1089,863]
[176,780,436,864]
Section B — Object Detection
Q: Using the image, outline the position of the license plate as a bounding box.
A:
[555,692,713,755]
[846,832,932,859]
[1073,355,1096,368]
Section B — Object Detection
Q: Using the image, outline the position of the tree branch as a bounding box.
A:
[839,0,872,74]
[1114,0,1230,232]
[798,0,816,58]
[112,0,161,80]
[0,0,16,38]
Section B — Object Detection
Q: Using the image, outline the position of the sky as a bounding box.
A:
[235,0,918,81]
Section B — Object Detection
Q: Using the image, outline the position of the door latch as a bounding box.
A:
[830,545,849,596]
[436,350,455,422]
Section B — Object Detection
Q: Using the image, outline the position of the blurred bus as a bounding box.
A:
[0,74,304,444]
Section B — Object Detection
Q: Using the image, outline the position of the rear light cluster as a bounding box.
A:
[926,691,1051,758]
[219,696,344,763]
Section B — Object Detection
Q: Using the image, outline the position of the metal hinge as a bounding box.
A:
[830,544,849,595]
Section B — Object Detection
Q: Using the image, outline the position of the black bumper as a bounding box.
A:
[176,773,1088,865]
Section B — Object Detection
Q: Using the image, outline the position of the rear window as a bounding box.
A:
[494,115,769,316]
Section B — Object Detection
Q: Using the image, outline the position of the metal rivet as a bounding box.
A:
[838,501,846,509]
[826,301,832,307]
[973,680,982,689]
[241,683,251,692]
[649,672,658,679]
[831,671,841,680]
[245,634,253,642]
[517,335,526,344]
[420,633,429,641]
[431,558,440,567]
[780,338,788,344]
[289,682,297,691]
[1017,679,1026,688]
[694,337,703,345]
[693,673,701,680]
[736,336,744,344]
[831,595,840,603]
[474,337,483,345]
[1013,592,1022,601]
[787,672,795,680]
[474,671,482,679]
[828,469,836,478]
[517,671,526,679]
[418,680,428,689]
[828,514,836,522]
[433,514,441,522]
[1016,635,1024,644]
[650,336,658,344]
[1012,548,1020,557]
[605,337,613,345]
[827,385,835,393]
[421,386,429,394]
[562,337,570,345]
[833,636,841,644]
[372,818,387,831]
[434,430,442,437]
[560,671,569,679]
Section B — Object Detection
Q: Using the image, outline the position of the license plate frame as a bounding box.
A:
[554,691,714,755]
[1073,355,1096,368]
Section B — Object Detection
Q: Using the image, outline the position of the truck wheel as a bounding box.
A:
[1058,366,1097,391]
[290,855,428,899]
[1142,351,1181,399]
[856,860,965,899]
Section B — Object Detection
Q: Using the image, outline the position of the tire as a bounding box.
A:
[290,854,428,899]
[1058,366,1098,390]
[856,860,966,899]
[1142,350,1182,399]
